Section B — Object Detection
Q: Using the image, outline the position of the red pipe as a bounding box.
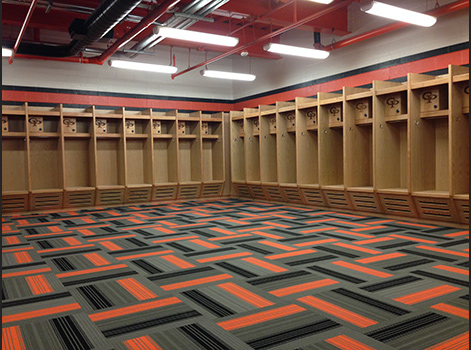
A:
[172,0,355,78]
[9,0,38,64]
[328,0,469,51]
[88,0,181,65]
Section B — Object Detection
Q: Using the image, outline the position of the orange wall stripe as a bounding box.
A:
[258,240,297,251]
[25,274,54,295]
[353,237,395,245]
[197,252,253,263]
[266,249,317,260]
[99,241,123,251]
[433,265,469,276]
[415,246,469,258]
[160,255,195,269]
[2,326,27,350]
[394,285,461,305]
[89,297,182,322]
[270,279,339,297]
[241,257,287,273]
[151,235,199,244]
[294,238,339,247]
[424,331,469,350]
[389,234,438,244]
[115,250,174,261]
[3,303,81,324]
[218,282,274,308]
[3,267,52,278]
[83,253,111,266]
[12,252,33,264]
[189,239,220,249]
[356,252,407,264]
[88,234,137,242]
[431,303,469,319]
[325,334,377,350]
[56,263,128,278]
[298,295,378,328]
[123,335,164,350]
[332,261,393,278]
[333,243,382,255]
[161,274,233,291]
[217,304,306,331]
[117,278,158,301]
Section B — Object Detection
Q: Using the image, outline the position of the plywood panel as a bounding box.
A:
[96,139,121,186]
[30,139,61,190]
[64,139,91,188]
[126,139,149,185]
[2,139,28,191]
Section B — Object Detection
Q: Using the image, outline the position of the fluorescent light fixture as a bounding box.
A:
[307,0,334,4]
[108,60,177,74]
[200,69,256,81]
[361,1,437,27]
[154,27,239,47]
[264,43,330,59]
[2,48,13,57]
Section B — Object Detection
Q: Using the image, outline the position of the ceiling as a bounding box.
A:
[1,0,468,77]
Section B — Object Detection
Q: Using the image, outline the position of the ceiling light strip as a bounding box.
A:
[154,27,239,47]
[264,43,330,59]
[361,1,437,27]
[200,69,256,81]
[108,60,177,74]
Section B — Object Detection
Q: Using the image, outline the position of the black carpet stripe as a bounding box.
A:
[361,276,422,292]
[52,257,76,272]
[2,261,47,270]
[78,285,114,310]
[62,271,138,286]
[2,292,72,308]
[286,255,337,266]
[166,242,194,252]
[182,290,235,317]
[185,247,235,257]
[238,244,273,255]
[148,267,214,281]
[314,246,360,258]
[41,248,102,258]
[376,242,417,249]
[437,239,469,247]
[411,270,469,287]
[132,260,164,274]
[248,271,311,286]
[384,259,434,271]
[215,262,258,278]
[307,266,366,284]
[50,316,93,350]
[181,324,232,350]
[398,249,457,262]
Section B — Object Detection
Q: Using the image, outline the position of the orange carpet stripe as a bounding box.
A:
[259,240,297,251]
[4,237,21,245]
[82,218,96,223]
[24,231,74,238]
[300,227,336,234]
[63,237,82,246]
[218,282,274,308]
[238,226,275,232]
[77,229,96,236]
[294,239,339,247]
[3,267,52,278]
[270,279,339,297]
[261,221,291,228]
[210,227,239,235]
[189,239,220,249]
[353,237,395,245]
[2,247,34,253]
[352,225,386,232]
[2,326,27,350]
[208,234,253,241]
[3,303,81,323]
[25,274,54,295]
[155,227,175,234]
[158,220,178,226]
[424,331,469,350]
[89,297,182,322]
[325,335,376,350]
[16,222,61,227]
[272,214,297,219]
[171,223,209,228]
[57,264,128,278]
[117,278,158,301]
[115,250,174,261]
[197,252,253,263]
[120,225,162,231]
[308,211,335,216]
[396,221,437,228]
[305,218,337,223]
[217,304,306,331]
[333,243,382,254]
[251,231,284,239]
[356,253,407,264]
[83,253,111,266]
[123,336,163,350]
[444,230,469,237]
[389,234,438,244]
[431,303,469,319]
[88,234,137,242]
[13,252,33,264]
[416,246,469,258]
[70,224,110,230]
[49,226,63,232]
[298,295,378,327]
[434,265,469,275]
[128,218,145,224]
[225,219,249,225]
[366,220,395,225]
[334,230,376,238]
[242,257,287,272]
[394,285,461,305]
[335,221,369,227]
[36,244,95,253]
[160,255,195,269]
[161,274,233,291]
[152,235,199,244]
[100,241,123,251]
[266,249,317,260]
[332,261,393,278]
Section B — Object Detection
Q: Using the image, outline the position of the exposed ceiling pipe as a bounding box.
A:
[87,0,181,64]
[172,0,355,78]
[328,0,469,51]
[8,0,38,64]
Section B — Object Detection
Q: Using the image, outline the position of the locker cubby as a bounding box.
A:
[376,84,408,123]
[27,105,61,135]
[410,72,449,119]
[2,115,26,135]
[2,138,29,192]
[260,105,277,185]
[96,139,125,188]
[62,116,92,135]
[125,118,149,137]
[126,138,152,186]
[30,138,63,190]
[244,108,261,183]
[277,102,297,186]
[64,138,94,189]
[154,139,178,185]
[202,113,224,185]
[178,112,201,191]
[230,112,245,183]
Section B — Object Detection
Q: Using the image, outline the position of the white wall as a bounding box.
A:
[2,2,468,102]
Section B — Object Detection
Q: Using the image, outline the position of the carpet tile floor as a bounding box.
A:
[2,198,469,350]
